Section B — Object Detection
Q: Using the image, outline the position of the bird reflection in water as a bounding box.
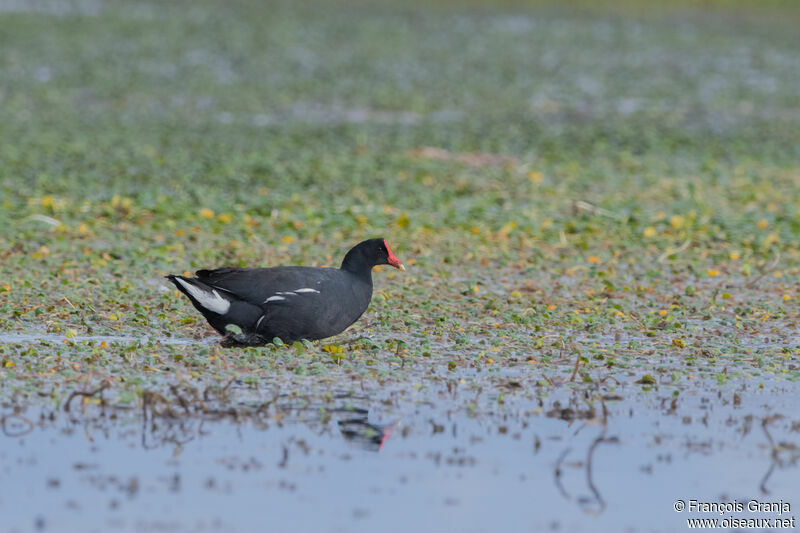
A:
[338,417,397,452]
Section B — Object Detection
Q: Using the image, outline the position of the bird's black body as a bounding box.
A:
[167,238,404,346]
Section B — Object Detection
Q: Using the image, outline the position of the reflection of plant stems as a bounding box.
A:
[759,462,776,495]
[554,447,572,500]
[1,414,34,437]
[573,422,588,437]
[142,396,155,450]
[126,388,381,451]
[759,414,783,494]
[170,385,192,414]
[278,445,289,468]
[63,381,110,412]
[762,415,780,448]
[554,433,618,514]
[255,391,280,416]
[586,434,619,514]
[600,398,608,428]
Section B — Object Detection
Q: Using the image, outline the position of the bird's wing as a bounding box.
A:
[195,266,339,307]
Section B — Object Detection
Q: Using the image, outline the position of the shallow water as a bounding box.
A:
[0,332,213,346]
[2,374,799,532]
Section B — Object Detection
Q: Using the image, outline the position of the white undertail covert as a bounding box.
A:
[176,278,230,314]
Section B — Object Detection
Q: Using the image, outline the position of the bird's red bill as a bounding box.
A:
[384,240,405,271]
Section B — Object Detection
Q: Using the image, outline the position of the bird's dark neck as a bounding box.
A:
[340,246,374,279]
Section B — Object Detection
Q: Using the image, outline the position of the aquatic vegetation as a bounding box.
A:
[0,0,798,530]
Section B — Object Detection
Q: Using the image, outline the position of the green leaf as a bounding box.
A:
[225,324,243,335]
[635,374,657,385]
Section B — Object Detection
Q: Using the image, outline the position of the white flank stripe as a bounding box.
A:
[255,315,265,330]
[176,278,230,314]
[265,295,286,303]
[294,288,320,293]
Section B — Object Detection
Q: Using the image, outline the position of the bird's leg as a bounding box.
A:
[220,332,269,348]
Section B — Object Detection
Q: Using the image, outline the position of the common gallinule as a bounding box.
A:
[167,238,405,346]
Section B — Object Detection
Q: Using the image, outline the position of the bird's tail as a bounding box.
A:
[166,275,231,315]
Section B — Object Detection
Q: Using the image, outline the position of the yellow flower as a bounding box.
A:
[670,215,684,228]
[282,236,294,243]
[783,294,791,301]
[706,268,720,277]
[111,196,132,209]
[199,208,215,219]
[643,226,658,238]
[32,246,51,260]
[587,255,601,264]
[217,213,232,224]
[322,344,345,354]
[764,233,780,246]
[756,219,769,229]
[528,171,543,183]
[729,251,740,260]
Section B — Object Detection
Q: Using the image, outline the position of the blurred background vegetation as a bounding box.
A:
[0,0,797,339]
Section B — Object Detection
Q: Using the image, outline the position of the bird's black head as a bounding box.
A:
[341,238,405,275]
